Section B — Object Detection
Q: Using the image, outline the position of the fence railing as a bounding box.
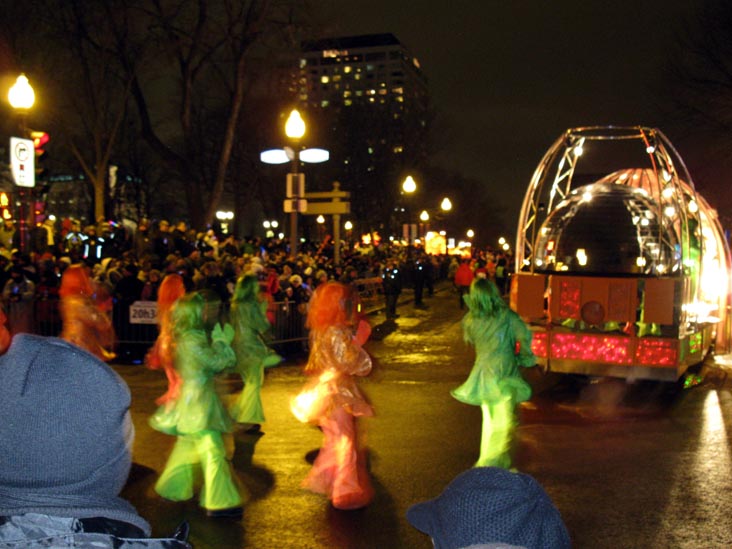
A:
[5,277,385,363]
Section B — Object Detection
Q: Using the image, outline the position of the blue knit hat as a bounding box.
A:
[0,334,150,534]
[406,467,571,549]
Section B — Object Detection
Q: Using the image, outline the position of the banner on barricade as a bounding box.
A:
[129,301,158,324]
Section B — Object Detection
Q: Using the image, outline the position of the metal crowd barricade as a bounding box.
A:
[355,277,384,314]
[21,278,383,362]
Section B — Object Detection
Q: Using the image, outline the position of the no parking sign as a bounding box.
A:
[9,137,35,188]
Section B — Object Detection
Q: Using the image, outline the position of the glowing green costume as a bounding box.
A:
[150,293,242,513]
[451,278,536,469]
[228,275,282,424]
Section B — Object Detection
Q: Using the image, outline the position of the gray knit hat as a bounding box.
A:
[0,334,150,534]
[406,467,571,549]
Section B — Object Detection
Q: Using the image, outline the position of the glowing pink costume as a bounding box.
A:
[291,282,374,510]
[145,274,186,406]
[59,265,116,362]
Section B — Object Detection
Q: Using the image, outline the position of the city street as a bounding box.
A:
[116,286,732,548]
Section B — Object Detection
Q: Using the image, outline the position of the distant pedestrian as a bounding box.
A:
[413,255,427,309]
[381,258,402,320]
[453,258,474,310]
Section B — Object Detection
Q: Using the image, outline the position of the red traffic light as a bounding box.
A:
[31,131,49,150]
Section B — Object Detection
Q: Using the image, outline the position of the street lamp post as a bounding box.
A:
[401,175,417,245]
[260,109,329,258]
[8,73,36,254]
[284,110,304,256]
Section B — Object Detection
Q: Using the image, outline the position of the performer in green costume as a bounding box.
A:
[228,274,282,427]
[150,291,243,517]
[452,278,537,469]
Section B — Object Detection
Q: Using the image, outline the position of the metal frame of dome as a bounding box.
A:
[512,126,732,381]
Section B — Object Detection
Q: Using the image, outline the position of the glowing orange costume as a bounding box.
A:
[59,264,116,361]
[145,274,186,405]
[291,281,374,510]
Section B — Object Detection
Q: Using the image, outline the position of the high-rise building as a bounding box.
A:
[296,33,431,234]
[298,33,428,113]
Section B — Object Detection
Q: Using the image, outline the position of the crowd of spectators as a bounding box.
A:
[0,216,514,358]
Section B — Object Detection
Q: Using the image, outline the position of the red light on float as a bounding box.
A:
[551,333,633,364]
[635,338,677,366]
[531,332,548,357]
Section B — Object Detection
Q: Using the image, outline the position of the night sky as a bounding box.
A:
[319,1,707,231]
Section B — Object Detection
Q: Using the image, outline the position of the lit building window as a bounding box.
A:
[343,90,351,98]
[392,87,403,94]
[344,66,352,73]
[344,99,352,106]
[355,90,363,96]
[378,89,387,95]
[320,75,330,83]
[355,74,361,80]
[333,74,341,82]
[299,58,307,68]
[321,100,330,107]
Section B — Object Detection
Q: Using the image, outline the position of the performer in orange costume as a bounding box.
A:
[291,281,375,510]
[59,264,116,361]
[145,273,186,405]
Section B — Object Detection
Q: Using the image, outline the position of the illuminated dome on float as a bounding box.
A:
[514,126,732,371]
[534,180,679,276]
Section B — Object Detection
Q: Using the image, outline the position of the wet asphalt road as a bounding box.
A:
[116,285,732,548]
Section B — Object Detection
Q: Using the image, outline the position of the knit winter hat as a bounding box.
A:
[406,467,571,549]
[0,334,150,534]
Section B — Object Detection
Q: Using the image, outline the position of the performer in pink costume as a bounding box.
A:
[145,273,186,405]
[291,281,375,510]
[59,264,116,361]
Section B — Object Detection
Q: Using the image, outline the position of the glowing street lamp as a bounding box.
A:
[420,210,430,222]
[8,74,35,113]
[260,109,329,257]
[440,197,452,212]
[402,175,417,194]
[467,229,475,239]
[8,73,36,254]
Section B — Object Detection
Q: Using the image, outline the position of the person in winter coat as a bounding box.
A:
[0,329,191,548]
[453,258,475,310]
[451,278,536,469]
[381,258,402,320]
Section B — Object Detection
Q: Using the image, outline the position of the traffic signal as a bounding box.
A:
[31,131,49,180]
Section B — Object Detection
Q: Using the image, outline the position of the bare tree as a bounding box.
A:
[97,0,306,228]
[664,0,732,227]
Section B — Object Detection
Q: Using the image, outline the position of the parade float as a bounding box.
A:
[512,126,732,381]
